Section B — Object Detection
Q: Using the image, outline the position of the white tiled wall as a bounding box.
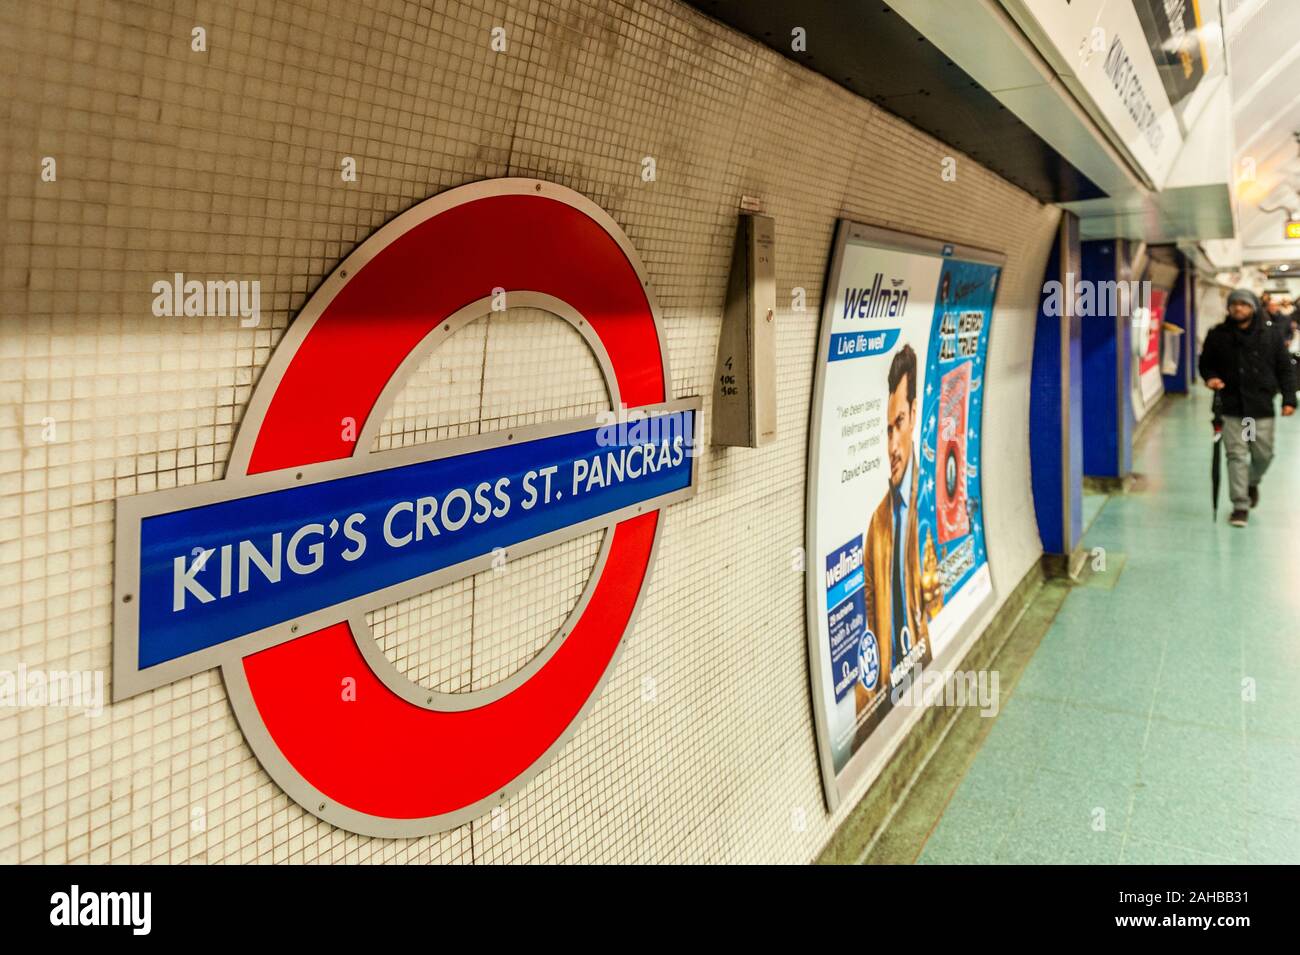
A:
[0,0,1060,863]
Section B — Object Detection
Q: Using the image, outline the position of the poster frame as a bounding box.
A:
[804,219,1006,812]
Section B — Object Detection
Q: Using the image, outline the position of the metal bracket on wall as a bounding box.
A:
[712,213,777,448]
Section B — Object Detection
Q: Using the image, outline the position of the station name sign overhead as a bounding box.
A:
[113,180,699,837]
[1001,0,1189,188]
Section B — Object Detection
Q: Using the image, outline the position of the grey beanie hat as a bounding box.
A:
[1227,288,1259,309]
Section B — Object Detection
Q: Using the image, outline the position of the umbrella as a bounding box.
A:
[1211,390,1224,520]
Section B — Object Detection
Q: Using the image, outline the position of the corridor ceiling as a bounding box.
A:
[1226,0,1300,265]
[683,0,1106,204]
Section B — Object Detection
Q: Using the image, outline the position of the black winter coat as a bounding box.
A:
[1198,313,1298,417]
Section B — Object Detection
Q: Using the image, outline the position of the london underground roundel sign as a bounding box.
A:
[113,180,699,836]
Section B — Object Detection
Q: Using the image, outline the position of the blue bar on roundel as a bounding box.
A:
[135,410,695,669]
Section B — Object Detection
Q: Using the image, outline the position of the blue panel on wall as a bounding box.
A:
[1066,308,1083,543]
[1030,218,1084,558]
[1163,264,1189,393]
[1081,241,1118,478]
[1030,237,1065,553]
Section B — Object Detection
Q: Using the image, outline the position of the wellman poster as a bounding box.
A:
[805,222,1002,806]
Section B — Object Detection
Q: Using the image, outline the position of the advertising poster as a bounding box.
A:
[1137,286,1167,411]
[805,222,1001,802]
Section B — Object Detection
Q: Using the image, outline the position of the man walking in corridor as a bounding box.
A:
[1199,288,1297,527]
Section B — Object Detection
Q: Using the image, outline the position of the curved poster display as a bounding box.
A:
[1134,285,1168,420]
[805,221,1003,808]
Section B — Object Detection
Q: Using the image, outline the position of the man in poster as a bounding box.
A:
[854,344,943,743]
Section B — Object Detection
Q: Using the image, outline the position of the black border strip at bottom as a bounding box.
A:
[4,864,1283,939]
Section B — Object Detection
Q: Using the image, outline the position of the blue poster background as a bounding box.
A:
[918,260,998,598]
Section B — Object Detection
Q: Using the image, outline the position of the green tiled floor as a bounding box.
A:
[918,391,1300,864]
[1081,488,1108,534]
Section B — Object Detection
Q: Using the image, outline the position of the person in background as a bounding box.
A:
[1260,291,1284,335]
[1272,297,1300,378]
[1255,292,1295,366]
[1280,294,1297,324]
[1199,288,1297,527]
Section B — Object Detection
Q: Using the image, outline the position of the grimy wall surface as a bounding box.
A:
[1,0,1060,862]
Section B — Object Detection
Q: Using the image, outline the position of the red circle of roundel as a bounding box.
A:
[219,180,669,835]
